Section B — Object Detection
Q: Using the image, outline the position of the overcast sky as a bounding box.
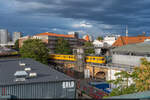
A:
[0,0,150,38]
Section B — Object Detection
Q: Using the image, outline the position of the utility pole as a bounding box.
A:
[126,25,128,37]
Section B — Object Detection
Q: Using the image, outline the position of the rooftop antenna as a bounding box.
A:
[126,25,128,37]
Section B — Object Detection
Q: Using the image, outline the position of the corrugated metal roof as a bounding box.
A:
[0,58,74,86]
[112,41,150,53]
[107,91,150,99]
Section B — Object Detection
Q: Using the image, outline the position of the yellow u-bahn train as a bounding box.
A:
[49,54,106,64]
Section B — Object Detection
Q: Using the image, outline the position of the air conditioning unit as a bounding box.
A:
[29,73,37,77]
[19,62,26,66]
[14,70,28,82]
[15,78,26,82]
[24,68,31,71]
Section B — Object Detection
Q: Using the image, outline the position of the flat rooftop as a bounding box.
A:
[0,58,74,86]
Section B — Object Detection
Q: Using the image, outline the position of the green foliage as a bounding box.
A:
[132,58,150,92]
[19,39,49,64]
[97,36,103,41]
[107,58,150,97]
[107,71,136,97]
[140,58,150,66]
[14,39,19,51]
[109,84,136,97]
[55,38,72,54]
[84,41,95,55]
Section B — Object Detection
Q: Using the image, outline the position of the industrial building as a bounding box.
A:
[0,58,76,99]
[111,39,150,66]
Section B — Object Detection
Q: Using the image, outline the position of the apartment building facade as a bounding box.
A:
[19,32,81,53]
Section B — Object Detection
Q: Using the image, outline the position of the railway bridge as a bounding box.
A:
[50,60,133,81]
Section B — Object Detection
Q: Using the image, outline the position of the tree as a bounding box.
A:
[97,36,103,41]
[14,39,19,51]
[84,41,95,55]
[107,58,150,97]
[132,58,150,92]
[19,39,49,64]
[107,71,136,96]
[55,38,72,54]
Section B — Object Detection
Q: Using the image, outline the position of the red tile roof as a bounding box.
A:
[83,35,90,41]
[35,32,75,38]
[112,36,150,47]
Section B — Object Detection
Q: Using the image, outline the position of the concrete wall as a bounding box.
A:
[112,54,150,66]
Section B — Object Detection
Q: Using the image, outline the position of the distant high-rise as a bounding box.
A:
[13,32,22,43]
[0,29,8,44]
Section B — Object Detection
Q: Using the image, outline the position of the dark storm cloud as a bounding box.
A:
[15,0,150,29]
[1,0,150,37]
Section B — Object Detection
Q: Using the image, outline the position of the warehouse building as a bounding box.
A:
[0,58,76,99]
[111,39,150,67]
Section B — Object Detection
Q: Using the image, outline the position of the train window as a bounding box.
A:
[93,58,95,60]
[86,58,89,60]
[102,58,104,60]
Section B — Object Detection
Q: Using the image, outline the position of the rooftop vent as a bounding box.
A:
[15,78,26,82]
[14,71,28,77]
[24,67,31,71]
[19,62,26,66]
[14,71,28,82]
[29,72,37,77]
